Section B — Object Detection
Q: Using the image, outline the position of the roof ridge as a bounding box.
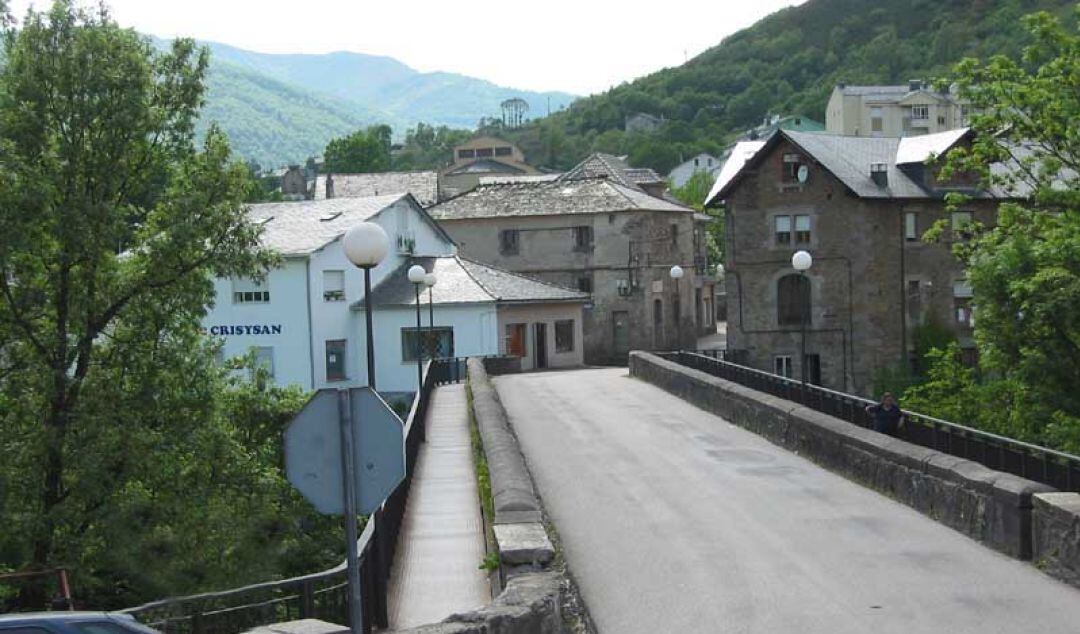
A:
[454,254,499,301]
[457,255,588,297]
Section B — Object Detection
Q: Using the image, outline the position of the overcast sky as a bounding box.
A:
[8,0,805,95]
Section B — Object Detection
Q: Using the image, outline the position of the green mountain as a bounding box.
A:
[499,0,1078,174]
[198,60,394,170]
[174,39,577,168]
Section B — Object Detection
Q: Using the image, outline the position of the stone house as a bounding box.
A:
[707,128,998,395]
[439,136,542,199]
[826,80,967,138]
[428,166,717,366]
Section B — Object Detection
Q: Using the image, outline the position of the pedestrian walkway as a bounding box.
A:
[386,384,491,629]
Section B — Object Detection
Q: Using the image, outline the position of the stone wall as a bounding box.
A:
[1033,493,1080,588]
[630,351,1056,559]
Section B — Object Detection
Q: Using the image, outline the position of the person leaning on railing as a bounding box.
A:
[865,392,905,436]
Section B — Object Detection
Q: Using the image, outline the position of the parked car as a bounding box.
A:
[0,612,160,634]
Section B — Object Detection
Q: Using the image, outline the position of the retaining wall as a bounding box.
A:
[630,351,1055,559]
[1033,492,1080,588]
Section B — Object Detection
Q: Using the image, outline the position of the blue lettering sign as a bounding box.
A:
[207,324,282,336]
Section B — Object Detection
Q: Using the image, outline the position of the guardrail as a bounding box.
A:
[121,357,462,634]
[667,350,1080,493]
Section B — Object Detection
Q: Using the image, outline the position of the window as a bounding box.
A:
[775,215,792,245]
[555,320,574,353]
[670,223,679,247]
[905,212,918,241]
[616,279,632,297]
[782,153,805,183]
[505,323,527,357]
[499,229,520,255]
[402,327,454,362]
[457,149,475,159]
[252,347,274,379]
[653,299,663,328]
[937,115,947,125]
[774,355,793,378]
[475,148,494,158]
[907,280,922,300]
[233,277,270,304]
[495,146,513,157]
[572,225,593,251]
[910,104,929,120]
[323,270,345,301]
[577,275,593,293]
[794,214,811,244]
[870,107,883,135]
[951,211,974,232]
[325,339,346,381]
[803,354,822,385]
[777,274,810,326]
[694,157,700,167]
[951,211,975,241]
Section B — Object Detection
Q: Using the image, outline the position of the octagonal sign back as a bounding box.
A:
[285,387,406,515]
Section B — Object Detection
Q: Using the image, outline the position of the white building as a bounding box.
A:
[203,194,588,396]
[825,80,967,138]
[668,153,720,189]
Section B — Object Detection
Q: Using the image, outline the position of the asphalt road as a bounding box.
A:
[494,367,1080,634]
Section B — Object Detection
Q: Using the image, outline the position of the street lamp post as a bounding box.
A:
[669,265,684,349]
[424,272,437,356]
[792,250,813,385]
[407,264,426,391]
[343,222,389,390]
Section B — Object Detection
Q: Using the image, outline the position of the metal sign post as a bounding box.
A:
[337,389,363,634]
[285,387,406,634]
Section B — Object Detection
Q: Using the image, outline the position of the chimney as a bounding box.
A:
[325,173,335,199]
[909,79,922,92]
[870,163,889,188]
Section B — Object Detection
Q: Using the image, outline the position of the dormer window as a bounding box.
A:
[910,105,929,121]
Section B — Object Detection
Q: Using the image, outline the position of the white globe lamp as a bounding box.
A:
[669,265,685,280]
[343,222,389,268]
[792,250,812,272]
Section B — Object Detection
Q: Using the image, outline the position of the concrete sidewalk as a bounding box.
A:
[386,384,491,629]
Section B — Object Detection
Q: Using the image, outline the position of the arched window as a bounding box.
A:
[777,274,810,326]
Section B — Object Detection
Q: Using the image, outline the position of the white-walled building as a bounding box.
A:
[203,194,588,396]
[667,153,720,188]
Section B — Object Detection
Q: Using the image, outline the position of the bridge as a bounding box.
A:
[120,353,1080,634]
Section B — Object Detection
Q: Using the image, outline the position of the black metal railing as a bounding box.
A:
[121,357,465,634]
[666,350,1080,493]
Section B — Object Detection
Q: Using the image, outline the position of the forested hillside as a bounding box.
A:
[179,39,576,169]
[500,0,1078,173]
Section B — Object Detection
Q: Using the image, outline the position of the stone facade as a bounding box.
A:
[716,130,998,395]
[429,179,716,365]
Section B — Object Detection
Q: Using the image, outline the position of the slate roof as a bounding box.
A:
[355,256,590,308]
[248,195,405,255]
[478,173,562,185]
[707,129,988,205]
[707,141,766,206]
[558,153,663,189]
[314,171,439,206]
[428,177,692,221]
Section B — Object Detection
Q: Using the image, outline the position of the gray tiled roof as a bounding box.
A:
[248,195,405,255]
[557,153,662,189]
[709,129,991,203]
[427,177,692,221]
[356,256,589,308]
[314,171,439,206]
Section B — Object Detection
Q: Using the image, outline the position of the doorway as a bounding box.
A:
[613,311,630,356]
[534,322,548,369]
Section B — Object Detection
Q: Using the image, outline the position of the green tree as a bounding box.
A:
[0,2,341,606]
[670,170,724,263]
[917,6,1080,452]
[323,124,391,173]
